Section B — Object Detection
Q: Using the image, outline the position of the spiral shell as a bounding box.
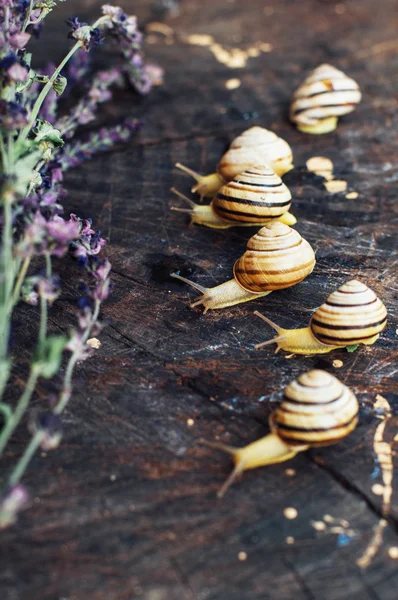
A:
[270,370,359,447]
[212,166,292,224]
[217,126,294,179]
[310,280,387,346]
[290,64,361,131]
[233,221,315,293]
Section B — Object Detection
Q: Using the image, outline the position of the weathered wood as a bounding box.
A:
[1,0,398,599]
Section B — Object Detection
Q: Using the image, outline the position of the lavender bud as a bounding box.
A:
[0,485,30,529]
[35,413,63,451]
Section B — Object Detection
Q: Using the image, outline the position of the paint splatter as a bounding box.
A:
[312,515,356,545]
[238,551,247,561]
[285,536,295,544]
[346,191,359,199]
[357,395,394,569]
[306,156,334,180]
[186,36,273,68]
[283,507,298,520]
[388,547,398,559]
[225,78,241,90]
[325,179,348,193]
[87,337,101,349]
[333,359,344,368]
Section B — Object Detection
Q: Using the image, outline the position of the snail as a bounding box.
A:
[171,166,297,229]
[175,126,294,197]
[203,370,359,497]
[171,221,315,312]
[290,64,362,134]
[254,280,387,354]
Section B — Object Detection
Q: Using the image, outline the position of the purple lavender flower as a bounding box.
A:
[9,31,31,49]
[60,118,140,171]
[69,214,106,264]
[66,17,102,51]
[34,413,63,451]
[0,485,30,529]
[0,99,28,130]
[17,213,80,258]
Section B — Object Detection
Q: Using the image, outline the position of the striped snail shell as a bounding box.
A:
[170,221,315,312]
[233,221,315,293]
[175,126,294,198]
[171,166,296,229]
[218,126,294,180]
[290,64,362,134]
[310,280,388,347]
[255,280,387,355]
[202,369,359,497]
[213,166,293,225]
[270,370,359,448]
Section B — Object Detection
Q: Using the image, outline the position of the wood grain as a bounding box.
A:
[1,0,398,599]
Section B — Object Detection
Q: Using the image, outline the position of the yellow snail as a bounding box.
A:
[254,280,387,354]
[175,126,294,197]
[170,166,296,229]
[171,221,315,312]
[203,370,359,497]
[290,64,362,134]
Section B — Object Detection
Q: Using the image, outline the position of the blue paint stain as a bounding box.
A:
[371,465,381,479]
[337,533,352,547]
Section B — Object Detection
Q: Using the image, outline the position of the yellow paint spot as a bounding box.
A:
[340,519,350,528]
[306,156,334,177]
[256,42,273,52]
[225,78,241,90]
[238,551,247,561]
[285,536,295,544]
[285,468,296,476]
[147,22,175,37]
[335,4,346,14]
[311,521,326,531]
[333,359,343,368]
[87,337,101,349]
[187,418,195,427]
[186,36,273,68]
[372,483,385,496]
[388,547,398,559]
[323,514,334,523]
[357,396,393,568]
[186,34,214,46]
[346,191,359,199]
[325,179,347,193]
[283,507,298,520]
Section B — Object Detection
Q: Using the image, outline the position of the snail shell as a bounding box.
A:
[217,126,294,179]
[290,64,361,133]
[310,280,387,347]
[234,221,315,293]
[270,370,359,447]
[213,166,292,225]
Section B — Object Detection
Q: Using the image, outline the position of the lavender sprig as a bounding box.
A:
[0,2,162,528]
[60,118,140,170]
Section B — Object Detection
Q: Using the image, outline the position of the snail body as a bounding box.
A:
[171,222,315,312]
[255,280,387,354]
[290,64,362,134]
[171,166,296,229]
[205,370,359,497]
[175,126,294,197]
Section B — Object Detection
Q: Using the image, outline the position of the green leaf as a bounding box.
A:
[12,147,43,195]
[34,336,68,379]
[52,75,67,97]
[33,119,64,147]
[346,344,359,353]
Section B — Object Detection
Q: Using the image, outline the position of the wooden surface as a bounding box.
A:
[2,1,398,598]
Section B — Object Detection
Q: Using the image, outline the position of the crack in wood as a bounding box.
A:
[310,456,398,533]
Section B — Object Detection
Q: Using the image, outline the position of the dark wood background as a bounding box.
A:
[1,0,398,598]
